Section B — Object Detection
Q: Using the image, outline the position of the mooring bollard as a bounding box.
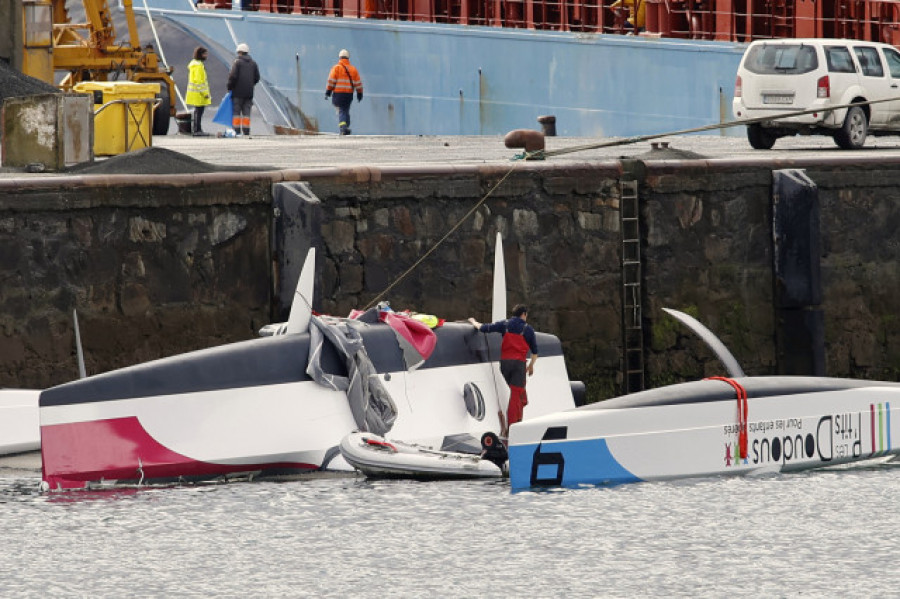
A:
[504,129,545,152]
[537,115,556,136]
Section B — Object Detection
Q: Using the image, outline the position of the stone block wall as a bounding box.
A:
[0,175,272,388]
[807,164,900,380]
[1,157,898,401]
[306,164,625,400]
[638,158,900,389]
[639,161,776,386]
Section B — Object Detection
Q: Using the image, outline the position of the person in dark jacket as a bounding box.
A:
[324,49,363,135]
[468,304,539,437]
[227,43,260,136]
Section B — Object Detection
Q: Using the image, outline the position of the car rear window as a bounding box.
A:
[825,46,856,73]
[743,44,818,74]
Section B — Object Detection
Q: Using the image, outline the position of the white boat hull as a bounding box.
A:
[40,324,575,489]
[0,389,41,456]
[509,377,900,489]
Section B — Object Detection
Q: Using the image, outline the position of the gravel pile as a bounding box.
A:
[66,146,275,175]
[0,60,60,102]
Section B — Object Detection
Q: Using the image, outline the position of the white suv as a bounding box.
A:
[732,38,900,149]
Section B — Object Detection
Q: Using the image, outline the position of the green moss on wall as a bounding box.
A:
[651,304,699,351]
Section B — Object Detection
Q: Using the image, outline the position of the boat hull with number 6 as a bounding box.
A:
[508,309,900,490]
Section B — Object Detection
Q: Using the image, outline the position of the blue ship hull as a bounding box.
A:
[146,0,747,136]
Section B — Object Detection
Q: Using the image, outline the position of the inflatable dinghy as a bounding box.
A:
[340,431,508,479]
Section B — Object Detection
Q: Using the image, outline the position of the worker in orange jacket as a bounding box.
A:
[324,49,363,135]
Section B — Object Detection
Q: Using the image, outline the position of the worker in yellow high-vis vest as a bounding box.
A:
[185,46,211,136]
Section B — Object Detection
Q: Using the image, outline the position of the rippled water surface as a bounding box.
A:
[2,465,899,597]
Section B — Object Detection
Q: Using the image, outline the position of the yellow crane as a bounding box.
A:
[21,0,176,134]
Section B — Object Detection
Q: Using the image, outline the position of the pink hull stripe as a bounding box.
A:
[41,417,319,490]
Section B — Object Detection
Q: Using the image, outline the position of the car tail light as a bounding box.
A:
[734,75,742,98]
[817,75,830,98]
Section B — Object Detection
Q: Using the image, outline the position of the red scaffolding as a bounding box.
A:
[199,0,900,44]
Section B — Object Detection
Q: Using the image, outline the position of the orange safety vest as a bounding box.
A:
[326,59,363,95]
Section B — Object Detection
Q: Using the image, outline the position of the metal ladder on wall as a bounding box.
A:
[620,180,644,393]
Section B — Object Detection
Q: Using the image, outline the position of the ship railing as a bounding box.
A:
[196,0,900,46]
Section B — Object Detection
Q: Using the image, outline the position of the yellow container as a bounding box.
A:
[74,81,160,156]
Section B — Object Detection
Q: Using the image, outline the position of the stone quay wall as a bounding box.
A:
[0,174,272,387]
[1,156,898,400]
[640,157,900,388]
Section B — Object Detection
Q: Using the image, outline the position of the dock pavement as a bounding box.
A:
[5,133,900,177]
[148,133,900,170]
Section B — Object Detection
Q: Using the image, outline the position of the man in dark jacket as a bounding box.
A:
[227,43,260,136]
[468,304,539,437]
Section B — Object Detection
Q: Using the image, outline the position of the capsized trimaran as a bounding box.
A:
[39,235,576,490]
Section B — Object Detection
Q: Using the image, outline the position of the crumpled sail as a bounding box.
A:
[306,316,398,435]
[348,307,438,370]
[379,311,436,370]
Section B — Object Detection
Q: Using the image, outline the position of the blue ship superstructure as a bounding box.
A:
[144,0,746,137]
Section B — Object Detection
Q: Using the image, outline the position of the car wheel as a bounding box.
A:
[747,123,777,150]
[833,106,867,149]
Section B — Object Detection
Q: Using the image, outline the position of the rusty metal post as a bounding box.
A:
[537,114,556,136]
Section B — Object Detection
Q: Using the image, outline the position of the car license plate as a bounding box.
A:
[763,94,794,105]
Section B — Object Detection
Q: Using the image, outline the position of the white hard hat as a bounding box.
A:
[236,43,250,54]
[339,49,350,59]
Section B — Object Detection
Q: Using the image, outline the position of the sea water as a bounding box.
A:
[1,464,899,597]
